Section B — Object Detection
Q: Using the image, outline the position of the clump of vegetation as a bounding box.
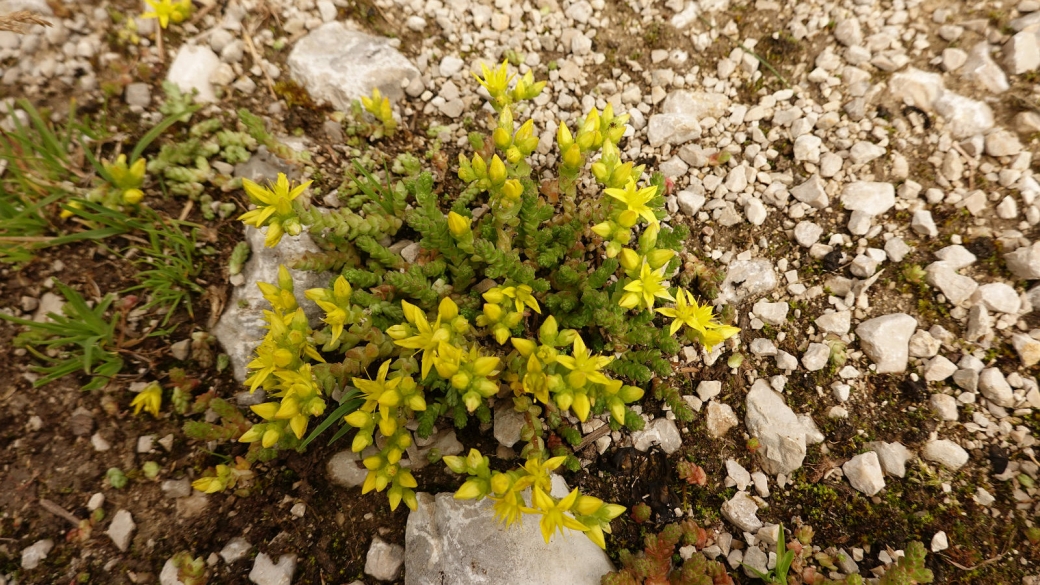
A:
[601,520,730,585]
[208,61,741,548]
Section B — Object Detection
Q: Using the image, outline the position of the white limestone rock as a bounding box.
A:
[720,491,763,533]
[166,44,222,103]
[921,439,969,470]
[745,380,819,475]
[365,537,405,582]
[1005,241,1040,279]
[855,313,917,373]
[842,452,886,496]
[405,485,613,585]
[287,23,419,110]
[978,368,1016,407]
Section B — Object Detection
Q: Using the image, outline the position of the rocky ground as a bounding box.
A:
[2,0,1040,583]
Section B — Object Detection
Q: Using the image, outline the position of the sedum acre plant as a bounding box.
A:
[219,62,741,549]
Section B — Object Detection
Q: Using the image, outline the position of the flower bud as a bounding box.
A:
[493,127,512,151]
[556,122,573,151]
[511,337,537,356]
[501,179,523,200]
[618,248,641,272]
[471,153,487,178]
[639,222,660,251]
[455,479,483,500]
[562,144,582,169]
[462,391,482,412]
[591,221,614,239]
[122,189,144,205]
[488,155,507,186]
[647,248,675,270]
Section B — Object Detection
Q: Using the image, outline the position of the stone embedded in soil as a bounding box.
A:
[842,452,886,496]
[934,92,995,139]
[107,509,136,552]
[405,484,613,585]
[973,283,1021,316]
[1005,241,1040,280]
[719,257,778,303]
[921,439,970,470]
[165,44,222,103]
[725,459,751,491]
[925,262,978,305]
[161,478,192,499]
[864,441,914,478]
[745,380,819,475]
[220,537,252,564]
[631,417,682,454]
[212,226,332,381]
[365,536,405,582]
[801,343,831,372]
[21,539,53,569]
[931,531,949,553]
[706,400,739,438]
[720,491,763,533]
[493,407,525,448]
[249,552,296,585]
[742,545,768,578]
[327,449,368,488]
[855,313,917,374]
[978,368,1016,408]
[929,393,959,421]
[840,182,895,216]
[1011,333,1040,367]
[287,23,419,110]
[815,310,851,335]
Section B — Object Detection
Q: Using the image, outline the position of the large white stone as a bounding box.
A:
[925,262,978,305]
[21,539,53,570]
[249,553,296,585]
[287,23,419,110]
[1005,242,1040,279]
[855,313,917,373]
[631,418,682,454]
[647,113,702,147]
[706,401,738,438]
[978,368,1016,407]
[212,226,332,381]
[864,441,914,478]
[745,380,818,475]
[889,68,944,110]
[840,182,895,216]
[843,452,886,496]
[720,491,763,533]
[166,44,222,103]
[934,92,995,138]
[365,537,404,582]
[921,439,969,470]
[720,258,777,303]
[405,487,613,585]
[107,509,136,552]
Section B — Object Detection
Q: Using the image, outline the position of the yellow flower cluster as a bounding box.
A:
[141,0,194,29]
[238,266,328,448]
[238,173,311,247]
[476,285,540,344]
[445,449,625,549]
[509,317,643,423]
[657,289,739,352]
[191,457,254,494]
[360,87,397,138]
[473,61,546,112]
[345,359,425,510]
